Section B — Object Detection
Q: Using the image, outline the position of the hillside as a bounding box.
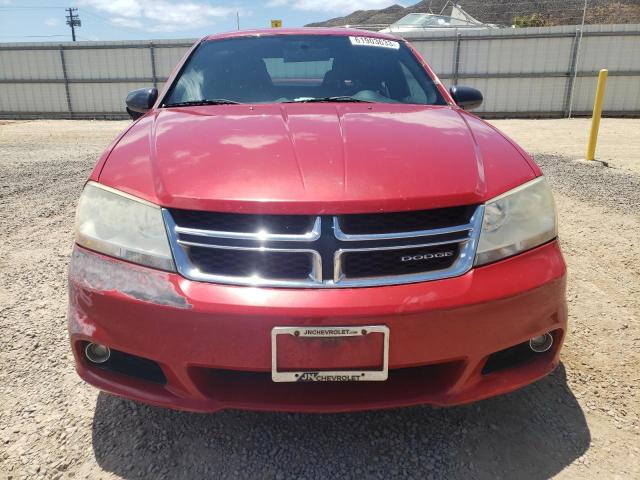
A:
[305,0,640,28]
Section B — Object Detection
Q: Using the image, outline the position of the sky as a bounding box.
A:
[0,0,407,42]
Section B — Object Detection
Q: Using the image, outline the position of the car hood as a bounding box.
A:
[98,104,537,214]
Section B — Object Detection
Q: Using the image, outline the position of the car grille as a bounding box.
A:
[170,210,315,235]
[188,246,314,280]
[163,205,483,288]
[337,205,477,235]
[341,244,461,279]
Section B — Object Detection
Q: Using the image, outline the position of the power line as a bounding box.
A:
[0,6,67,9]
[0,34,69,38]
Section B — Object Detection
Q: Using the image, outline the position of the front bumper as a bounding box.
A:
[68,241,567,413]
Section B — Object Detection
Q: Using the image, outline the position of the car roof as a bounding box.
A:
[203,27,403,42]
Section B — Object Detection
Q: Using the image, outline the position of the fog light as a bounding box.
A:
[85,343,111,364]
[529,333,553,353]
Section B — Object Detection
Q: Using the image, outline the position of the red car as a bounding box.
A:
[68,28,566,413]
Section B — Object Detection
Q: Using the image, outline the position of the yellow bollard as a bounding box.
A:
[585,69,608,161]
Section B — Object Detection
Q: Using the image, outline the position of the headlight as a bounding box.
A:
[75,182,175,271]
[475,177,557,266]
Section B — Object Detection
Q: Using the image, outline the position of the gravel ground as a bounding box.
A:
[0,120,639,479]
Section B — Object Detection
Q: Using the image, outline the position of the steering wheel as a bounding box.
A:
[352,90,400,103]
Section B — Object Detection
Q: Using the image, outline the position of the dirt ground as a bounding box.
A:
[0,119,639,479]
[492,118,640,174]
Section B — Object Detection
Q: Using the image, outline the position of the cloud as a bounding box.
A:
[79,0,237,33]
[110,17,144,29]
[44,18,60,27]
[267,0,397,13]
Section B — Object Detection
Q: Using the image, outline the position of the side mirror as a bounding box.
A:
[125,87,158,120]
[449,86,483,110]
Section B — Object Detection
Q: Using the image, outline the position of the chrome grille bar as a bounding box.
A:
[333,218,475,241]
[175,216,321,242]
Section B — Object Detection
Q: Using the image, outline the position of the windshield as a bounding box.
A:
[163,35,446,106]
[394,13,430,26]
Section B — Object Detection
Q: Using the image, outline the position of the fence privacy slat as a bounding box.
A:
[0,25,638,119]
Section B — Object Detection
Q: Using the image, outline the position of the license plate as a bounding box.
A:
[271,325,389,382]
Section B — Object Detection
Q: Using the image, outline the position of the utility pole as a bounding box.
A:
[236,12,240,30]
[66,7,81,42]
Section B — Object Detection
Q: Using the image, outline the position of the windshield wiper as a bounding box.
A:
[284,96,372,104]
[163,99,241,107]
